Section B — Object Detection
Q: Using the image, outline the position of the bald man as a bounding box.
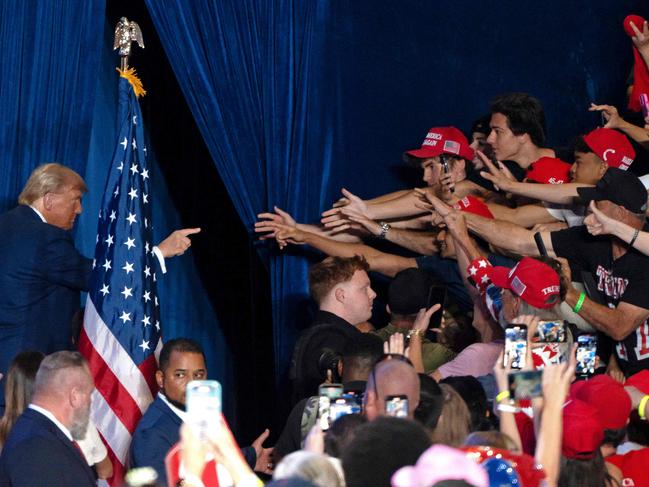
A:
[363,359,420,421]
[0,351,97,486]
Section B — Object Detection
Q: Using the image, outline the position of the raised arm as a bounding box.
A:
[477,152,591,204]
[464,212,554,257]
[589,103,649,147]
[485,202,559,228]
[585,200,649,255]
[262,222,416,278]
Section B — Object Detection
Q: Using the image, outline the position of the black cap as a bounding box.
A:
[577,167,648,214]
[388,268,439,315]
[471,114,491,135]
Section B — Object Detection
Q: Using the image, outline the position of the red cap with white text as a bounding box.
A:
[405,127,475,161]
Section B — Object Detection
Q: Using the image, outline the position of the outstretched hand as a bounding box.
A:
[157,228,201,258]
[589,103,624,130]
[255,206,297,240]
[477,151,516,192]
[321,188,369,228]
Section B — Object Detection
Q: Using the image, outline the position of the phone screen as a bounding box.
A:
[427,285,447,330]
[534,320,566,343]
[317,384,344,431]
[576,334,597,376]
[508,370,543,400]
[505,325,528,369]
[385,395,409,418]
[186,380,222,438]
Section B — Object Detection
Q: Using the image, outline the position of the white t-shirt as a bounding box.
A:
[544,203,586,227]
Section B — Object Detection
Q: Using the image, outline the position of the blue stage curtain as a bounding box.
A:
[0,0,105,211]
[144,0,347,385]
[144,0,649,391]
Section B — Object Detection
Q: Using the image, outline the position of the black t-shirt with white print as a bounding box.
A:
[552,226,649,376]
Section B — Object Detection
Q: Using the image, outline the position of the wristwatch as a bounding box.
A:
[379,221,391,239]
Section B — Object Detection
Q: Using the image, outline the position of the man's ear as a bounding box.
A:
[42,193,54,211]
[512,295,522,316]
[334,286,345,304]
[155,370,164,390]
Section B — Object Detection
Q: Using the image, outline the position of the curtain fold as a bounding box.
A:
[0,0,105,211]
[144,0,346,384]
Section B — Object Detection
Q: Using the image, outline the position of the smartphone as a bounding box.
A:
[329,394,362,424]
[504,325,528,369]
[186,380,222,439]
[576,334,598,377]
[508,370,543,400]
[317,383,344,431]
[640,93,649,120]
[385,394,409,418]
[534,232,548,257]
[427,285,447,331]
[440,155,455,193]
[535,320,566,343]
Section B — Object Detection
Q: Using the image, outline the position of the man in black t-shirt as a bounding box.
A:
[464,168,649,375]
[290,255,376,402]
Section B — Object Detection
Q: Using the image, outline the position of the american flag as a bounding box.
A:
[78,72,161,486]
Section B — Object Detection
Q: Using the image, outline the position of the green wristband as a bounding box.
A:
[573,292,586,313]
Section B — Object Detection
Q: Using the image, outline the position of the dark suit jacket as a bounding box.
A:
[130,395,256,485]
[0,407,96,486]
[0,205,92,406]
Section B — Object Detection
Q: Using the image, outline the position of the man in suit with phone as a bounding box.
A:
[130,338,271,485]
[0,351,96,486]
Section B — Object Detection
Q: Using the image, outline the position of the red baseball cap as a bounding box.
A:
[562,399,605,460]
[487,257,561,309]
[626,369,649,395]
[525,157,572,184]
[405,127,475,161]
[454,196,494,219]
[583,128,635,170]
[570,375,632,430]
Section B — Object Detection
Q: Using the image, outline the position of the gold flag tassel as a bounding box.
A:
[117,67,147,98]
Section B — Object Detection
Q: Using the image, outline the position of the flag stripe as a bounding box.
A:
[91,389,133,463]
[80,328,142,433]
[83,297,154,410]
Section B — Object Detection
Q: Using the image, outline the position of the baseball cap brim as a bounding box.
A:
[404,146,444,159]
[488,266,511,289]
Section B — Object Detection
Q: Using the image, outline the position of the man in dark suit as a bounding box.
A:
[0,351,97,486]
[0,163,201,409]
[130,338,273,485]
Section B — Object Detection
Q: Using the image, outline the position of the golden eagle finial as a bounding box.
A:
[113,17,145,70]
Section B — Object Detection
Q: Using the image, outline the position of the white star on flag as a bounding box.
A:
[128,188,138,200]
[124,237,136,250]
[120,137,128,149]
[132,138,137,150]
[122,262,135,274]
[119,311,131,323]
[121,286,133,299]
[117,161,124,172]
[109,210,117,222]
[480,275,490,284]
[130,163,139,175]
[143,291,151,302]
[100,284,110,296]
[478,260,487,268]
[139,340,150,352]
[144,266,151,277]
[114,186,119,197]
[469,266,477,276]
[141,169,149,180]
[105,235,114,247]
[141,315,151,326]
[143,193,149,204]
[126,212,137,225]
[102,259,111,271]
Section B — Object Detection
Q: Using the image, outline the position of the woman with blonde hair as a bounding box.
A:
[429,384,471,447]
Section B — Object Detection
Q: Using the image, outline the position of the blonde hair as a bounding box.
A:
[18,163,87,205]
[430,384,471,447]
